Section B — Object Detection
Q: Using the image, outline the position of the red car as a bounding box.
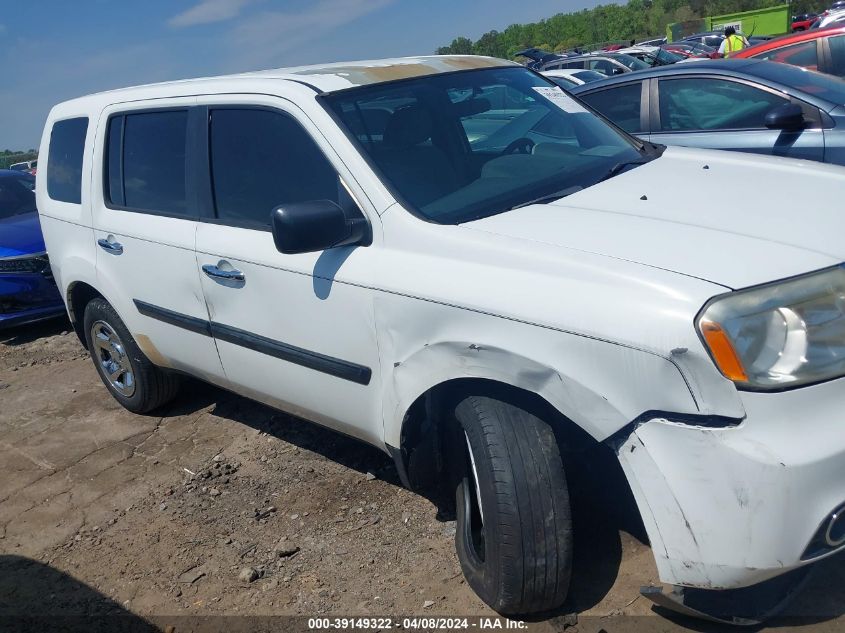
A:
[733,26,845,76]
[791,13,818,30]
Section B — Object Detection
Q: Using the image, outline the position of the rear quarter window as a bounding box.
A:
[47,117,88,204]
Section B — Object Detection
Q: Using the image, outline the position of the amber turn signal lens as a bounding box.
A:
[700,321,749,382]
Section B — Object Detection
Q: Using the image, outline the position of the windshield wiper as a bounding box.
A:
[508,185,583,211]
[595,158,650,184]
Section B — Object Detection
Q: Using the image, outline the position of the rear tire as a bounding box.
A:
[452,395,573,615]
[83,298,180,413]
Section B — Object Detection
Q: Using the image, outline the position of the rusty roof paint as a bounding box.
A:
[247,55,518,91]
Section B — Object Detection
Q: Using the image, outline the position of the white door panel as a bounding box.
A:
[196,224,382,444]
[92,217,223,380]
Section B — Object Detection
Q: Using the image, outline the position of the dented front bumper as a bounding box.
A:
[618,376,845,590]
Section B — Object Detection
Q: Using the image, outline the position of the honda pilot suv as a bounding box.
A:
[37,56,845,621]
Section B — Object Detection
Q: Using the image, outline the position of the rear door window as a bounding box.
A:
[47,117,88,204]
[578,83,644,133]
[105,110,189,216]
[658,78,787,131]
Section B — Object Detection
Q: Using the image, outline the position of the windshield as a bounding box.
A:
[325,67,650,224]
[654,48,683,64]
[572,70,608,83]
[548,76,578,89]
[0,174,36,219]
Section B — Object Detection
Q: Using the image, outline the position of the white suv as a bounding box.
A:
[37,56,845,620]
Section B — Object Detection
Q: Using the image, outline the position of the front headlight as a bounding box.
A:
[697,265,845,390]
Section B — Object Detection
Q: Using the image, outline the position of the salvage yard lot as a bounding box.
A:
[2,319,845,631]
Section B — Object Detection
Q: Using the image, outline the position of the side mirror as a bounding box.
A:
[765,103,805,131]
[271,200,369,255]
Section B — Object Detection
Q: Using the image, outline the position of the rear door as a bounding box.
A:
[91,102,226,381]
[649,76,824,162]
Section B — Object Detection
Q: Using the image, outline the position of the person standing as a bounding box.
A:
[719,26,749,57]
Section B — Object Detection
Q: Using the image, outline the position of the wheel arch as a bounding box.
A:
[383,340,638,453]
[66,280,105,347]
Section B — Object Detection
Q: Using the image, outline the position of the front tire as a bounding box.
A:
[83,298,180,413]
[452,395,573,615]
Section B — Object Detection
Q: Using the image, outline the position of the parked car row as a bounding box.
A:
[35,54,845,624]
[734,25,845,76]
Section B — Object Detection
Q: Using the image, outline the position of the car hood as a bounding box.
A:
[464,146,845,289]
[0,212,46,258]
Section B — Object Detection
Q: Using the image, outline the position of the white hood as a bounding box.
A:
[466,146,845,289]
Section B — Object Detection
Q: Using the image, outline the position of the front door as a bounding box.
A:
[650,76,824,162]
[193,98,383,445]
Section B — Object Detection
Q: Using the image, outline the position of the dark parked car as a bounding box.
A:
[680,31,729,48]
[540,52,651,75]
[0,170,63,328]
[569,59,845,165]
[515,47,572,70]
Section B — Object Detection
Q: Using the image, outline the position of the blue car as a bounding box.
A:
[0,169,64,328]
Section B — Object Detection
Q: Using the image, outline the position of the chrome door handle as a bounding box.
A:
[202,264,245,282]
[97,238,123,255]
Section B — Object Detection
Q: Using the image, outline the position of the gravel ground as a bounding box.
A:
[1,318,844,633]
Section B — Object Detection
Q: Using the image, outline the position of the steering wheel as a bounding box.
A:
[502,137,535,155]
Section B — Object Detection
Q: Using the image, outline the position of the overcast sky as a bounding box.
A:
[1,0,606,150]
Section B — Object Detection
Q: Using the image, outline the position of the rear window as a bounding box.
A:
[47,117,88,204]
[0,175,36,219]
[105,110,189,216]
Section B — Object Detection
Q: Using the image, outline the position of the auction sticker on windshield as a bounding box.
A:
[532,86,589,113]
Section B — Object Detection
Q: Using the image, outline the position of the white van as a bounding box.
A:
[37,55,845,621]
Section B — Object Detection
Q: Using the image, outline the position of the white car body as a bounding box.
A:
[541,68,606,87]
[37,56,845,603]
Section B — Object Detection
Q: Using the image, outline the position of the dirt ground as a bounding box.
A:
[1,318,844,633]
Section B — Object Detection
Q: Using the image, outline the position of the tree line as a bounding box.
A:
[436,0,818,58]
[0,150,38,170]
